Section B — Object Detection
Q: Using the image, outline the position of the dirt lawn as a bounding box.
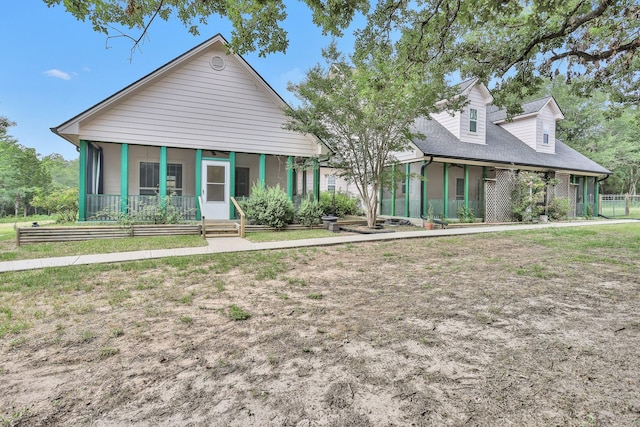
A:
[1,225,639,426]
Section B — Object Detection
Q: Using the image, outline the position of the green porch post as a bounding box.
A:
[595,176,600,216]
[159,147,167,204]
[405,163,410,217]
[422,160,428,217]
[229,151,236,219]
[195,149,202,220]
[583,176,588,217]
[287,156,294,201]
[391,164,396,216]
[443,162,449,219]
[120,143,129,214]
[78,140,88,221]
[313,158,320,201]
[464,164,469,210]
[259,153,266,187]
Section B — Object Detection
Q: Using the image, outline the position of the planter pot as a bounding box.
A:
[539,215,549,223]
[321,215,339,229]
[423,222,434,230]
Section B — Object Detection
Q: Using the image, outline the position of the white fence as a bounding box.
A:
[600,194,640,217]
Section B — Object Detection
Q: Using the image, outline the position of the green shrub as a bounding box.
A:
[296,195,323,226]
[31,188,78,223]
[457,206,475,223]
[511,171,545,222]
[319,191,359,217]
[242,184,294,229]
[548,198,571,220]
[586,203,594,219]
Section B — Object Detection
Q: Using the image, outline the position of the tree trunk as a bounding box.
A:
[364,192,379,228]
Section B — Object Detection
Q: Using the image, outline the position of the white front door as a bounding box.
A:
[202,160,230,219]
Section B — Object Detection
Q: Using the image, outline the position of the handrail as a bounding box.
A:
[197,195,206,237]
[230,197,246,238]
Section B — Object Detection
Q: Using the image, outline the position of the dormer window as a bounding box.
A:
[469,108,478,133]
[543,128,549,144]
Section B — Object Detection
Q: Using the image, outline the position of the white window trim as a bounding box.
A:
[327,175,336,193]
[469,108,478,133]
[138,160,185,196]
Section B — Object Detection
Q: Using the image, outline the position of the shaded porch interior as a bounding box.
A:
[80,141,321,221]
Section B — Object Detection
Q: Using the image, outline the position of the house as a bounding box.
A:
[54,34,608,225]
[52,34,326,222]
[322,78,610,222]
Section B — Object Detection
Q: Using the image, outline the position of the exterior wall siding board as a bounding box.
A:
[499,117,537,150]
[459,87,487,145]
[79,46,318,157]
[536,105,556,154]
[430,110,460,138]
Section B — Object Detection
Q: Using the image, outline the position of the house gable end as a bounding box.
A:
[53,35,322,158]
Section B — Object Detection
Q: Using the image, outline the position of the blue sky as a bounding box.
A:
[1,2,363,160]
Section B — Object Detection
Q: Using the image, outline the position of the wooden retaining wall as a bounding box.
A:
[16,224,202,245]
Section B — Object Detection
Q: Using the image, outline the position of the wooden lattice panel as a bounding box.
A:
[554,172,570,199]
[495,169,516,222]
[485,180,497,223]
[569,184,578,217]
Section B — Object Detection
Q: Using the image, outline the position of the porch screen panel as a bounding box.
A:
[140,162,183,195]
[206,165,225,202]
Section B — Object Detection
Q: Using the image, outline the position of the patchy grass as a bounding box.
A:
[227,305,251,321]
[0,234,207,261]
[246,228,339,242]
[0,224,639,425]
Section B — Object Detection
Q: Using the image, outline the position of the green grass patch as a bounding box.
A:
[178,316,193,325]
[98,347,120,358]
[0,214,54,225]
[307,292,323,300]
[246,229,337,243]
[510,223,640,252]
[0,234,207,261]
[228,304,251,321]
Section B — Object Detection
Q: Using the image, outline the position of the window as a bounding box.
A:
[327,175,336,193]
[469,108,478,133]
[543,128,550,144]
[456,178,465,200]
[139,162,183,195]
[235,167,250,198]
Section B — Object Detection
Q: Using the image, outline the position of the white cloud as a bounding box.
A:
[43,69,72,80]
[82,67,91,73]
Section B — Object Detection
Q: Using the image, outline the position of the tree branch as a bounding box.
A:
[547,36,640,63]
[500,0,614,73]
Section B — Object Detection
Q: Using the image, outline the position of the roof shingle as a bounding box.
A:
[412,116,610,175]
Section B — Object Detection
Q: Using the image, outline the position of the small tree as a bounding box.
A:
[285,42,450,227]
[511,171,546,222]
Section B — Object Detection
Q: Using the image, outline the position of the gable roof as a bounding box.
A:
[53,35,265,140]
[489,96,565,123]
[412,116,610,175]
[51,34,325,156]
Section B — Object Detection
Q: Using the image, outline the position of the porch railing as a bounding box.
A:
[230,197,246,238]
[86,194,121,220]
[85,194,196,221]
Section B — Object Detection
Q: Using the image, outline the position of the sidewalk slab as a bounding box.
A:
[0,219,635,273]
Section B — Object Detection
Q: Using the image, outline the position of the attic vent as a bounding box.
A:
[210,56,226,71]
